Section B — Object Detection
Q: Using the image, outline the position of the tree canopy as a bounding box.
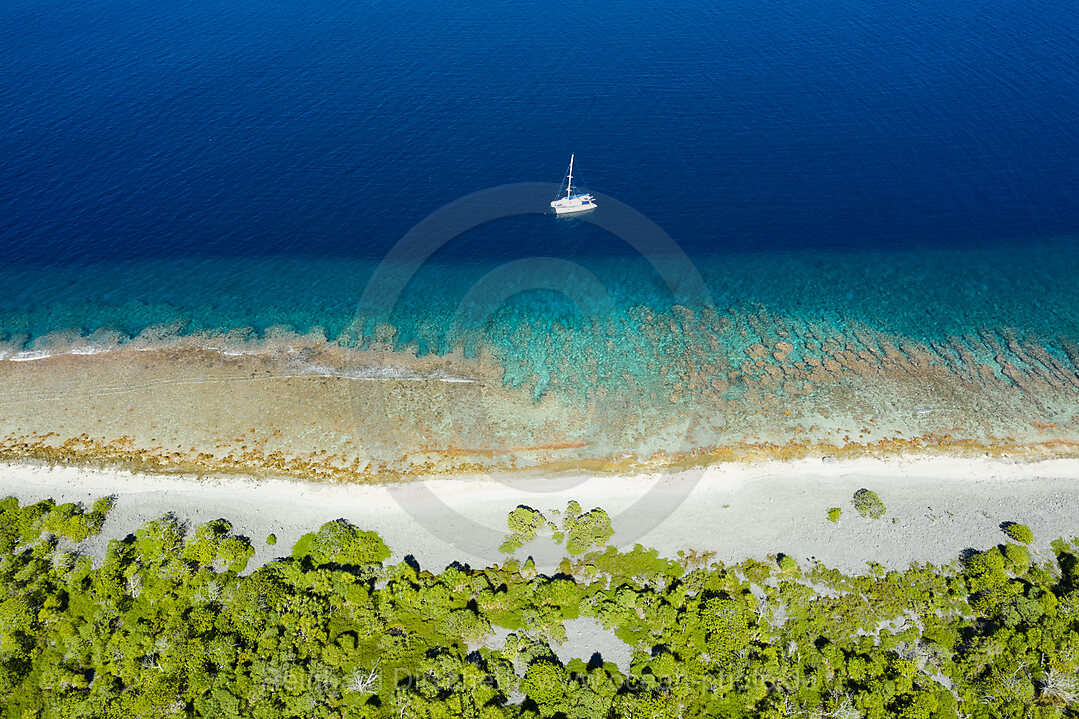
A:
[1,495,1077,718]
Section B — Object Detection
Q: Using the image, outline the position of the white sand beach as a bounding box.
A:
[2,455,1077,575]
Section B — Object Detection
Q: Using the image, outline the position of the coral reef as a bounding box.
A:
[0,304,1076,480]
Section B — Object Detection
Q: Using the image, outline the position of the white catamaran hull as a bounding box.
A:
[551,200,596,215]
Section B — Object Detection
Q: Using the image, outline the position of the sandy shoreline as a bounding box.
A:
[3,455,1077,575]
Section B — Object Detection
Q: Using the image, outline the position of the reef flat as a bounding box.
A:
[1,302,1077,480]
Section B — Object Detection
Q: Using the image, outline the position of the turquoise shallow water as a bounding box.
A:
[0,239,1075,346]
[1,235,1076,405]
[1,0,1077,408]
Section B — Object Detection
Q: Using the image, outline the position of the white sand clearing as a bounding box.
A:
[1,456,1077,576]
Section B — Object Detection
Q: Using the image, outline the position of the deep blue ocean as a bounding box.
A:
[1,0,1078,357]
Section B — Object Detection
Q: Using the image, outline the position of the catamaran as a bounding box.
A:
[550,154,597,215]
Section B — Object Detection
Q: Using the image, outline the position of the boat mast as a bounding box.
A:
[566,154,574,198]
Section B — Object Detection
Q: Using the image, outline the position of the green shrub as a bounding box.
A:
[133,515,186,566]
[507,506,545,538]
[923,625,956,650]
[174,519,254,573]
[1002,522,1033,544]
[562,501,582,530]
[1002,542,1031,574]
[964,547,1008,594]
[587,544,683,584]
[0,596,34,654]
[47,497,114,542]
[0,496,114,546]
[851,488,886,519]
[827,507,842,523]
[777,554,798,571]
[499,538,522,554]
[291,519,390,567]
[699,595,752,665]
[266,533,277,546]
[563,505,614,555]
[500,506,547,554]
[520,661,567,714]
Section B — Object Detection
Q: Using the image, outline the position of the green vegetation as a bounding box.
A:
[500,503,613,555]
[851,487,887,518]
[2,495,1079,718]
[0,496,113,551]
[1004,521,1035,544]
[826,506,842,523]
[562,502,614,555]
[500,505,547,553]
[291,519,390,567]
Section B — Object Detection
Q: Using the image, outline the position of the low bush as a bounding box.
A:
[500,505,547,554]
[851,488,886,519]
[563,505,614,555]
[1002,522,1033,544]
